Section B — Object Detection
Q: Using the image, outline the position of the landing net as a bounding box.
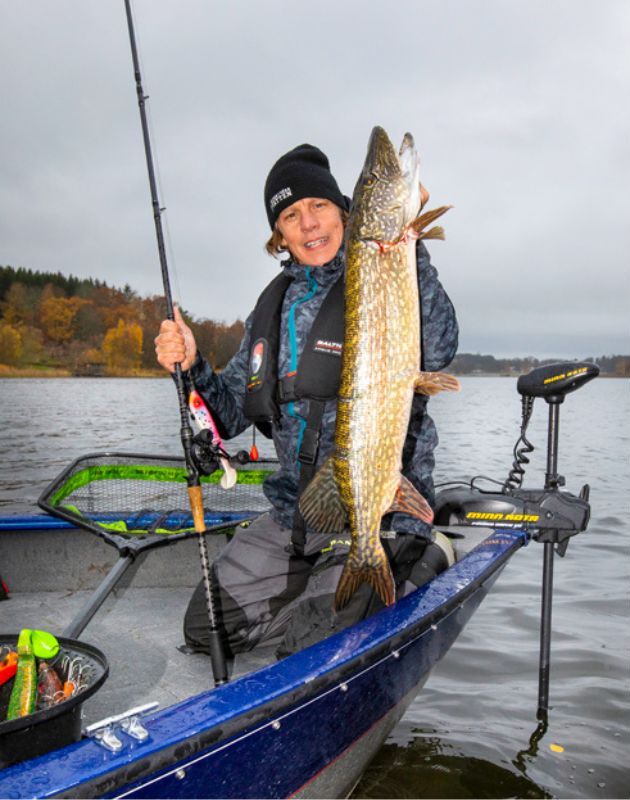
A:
[38,452,275,548]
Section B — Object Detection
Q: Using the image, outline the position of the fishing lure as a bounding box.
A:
[6,629,37,720]
[37,661,64,708]
[188,388,237,489]
[0,649,18,687]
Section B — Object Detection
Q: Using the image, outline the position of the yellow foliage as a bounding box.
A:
[102,319,143,372]
[39,296,88,343]
[0,322,23,365]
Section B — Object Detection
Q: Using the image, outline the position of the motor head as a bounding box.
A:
[517,362,599,401]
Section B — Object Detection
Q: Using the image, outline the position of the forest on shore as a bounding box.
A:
[0,265,244,377]
[1,264,628,378]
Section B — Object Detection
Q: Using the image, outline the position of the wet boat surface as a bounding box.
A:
[0,515,520,798]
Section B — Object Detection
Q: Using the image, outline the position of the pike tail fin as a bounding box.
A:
[298,456,347,533]
[334,541,396,611]
[414,371,461,396]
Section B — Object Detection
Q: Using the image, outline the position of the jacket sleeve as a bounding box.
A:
[417,240,459,371]
[186,311,254,439]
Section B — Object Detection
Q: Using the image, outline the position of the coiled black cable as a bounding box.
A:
[503,395,535,491]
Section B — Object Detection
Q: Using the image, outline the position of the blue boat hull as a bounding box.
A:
[0,526,525,799]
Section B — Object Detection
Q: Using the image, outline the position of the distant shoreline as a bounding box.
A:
[0,366,166,379]
[0,367,627,380]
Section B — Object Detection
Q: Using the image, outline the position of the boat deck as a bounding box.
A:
[1,521,489,730]
[0,525,280,727]
[1,584,277,726]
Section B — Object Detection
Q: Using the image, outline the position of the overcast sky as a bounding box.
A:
[2,0,629,358]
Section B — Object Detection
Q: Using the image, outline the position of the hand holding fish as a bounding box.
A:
[155,305,197,372]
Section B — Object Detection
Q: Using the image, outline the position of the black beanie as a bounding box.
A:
[264,144,347,229]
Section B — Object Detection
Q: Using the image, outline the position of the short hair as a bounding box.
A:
[264,208,349,259]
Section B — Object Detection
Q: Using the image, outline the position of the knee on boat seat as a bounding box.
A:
[405,531,454,589]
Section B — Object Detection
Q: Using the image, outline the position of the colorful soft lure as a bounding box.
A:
[6,629,37,720]
[188,389,237,489]
[0,649,18,688]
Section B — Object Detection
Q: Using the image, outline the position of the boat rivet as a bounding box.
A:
[175,769,186,780]
[272,720,281,730]
[340,683,348,692]
[392,650,400,659]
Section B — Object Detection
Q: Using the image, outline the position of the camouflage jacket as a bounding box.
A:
[189,240,458,537]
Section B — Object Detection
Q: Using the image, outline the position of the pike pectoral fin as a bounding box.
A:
[409,205,452,239]
[298,456,347,533]
[335,543,396,611]
[417,225,445,241]
[414,371,461,396]
[387,474,435,523]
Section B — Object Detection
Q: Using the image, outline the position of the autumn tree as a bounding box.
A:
[102,319,143,373]
[1,282,40,326]
[73,301,106,343]
[191,317,217,364]
[39,295,88,344]
[213,320,245,368]
[137,295,167,369]
[0,322,22,365]
[18,326,44,365]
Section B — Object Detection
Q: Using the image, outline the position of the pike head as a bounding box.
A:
[347,126,422,248]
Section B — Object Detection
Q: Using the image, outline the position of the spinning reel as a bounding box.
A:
[190,430,250,477]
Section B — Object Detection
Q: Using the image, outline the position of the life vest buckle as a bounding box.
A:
[278,374,298,403]
[298,429,320,466]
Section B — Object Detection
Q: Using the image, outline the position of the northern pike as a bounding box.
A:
[299,126,460,610]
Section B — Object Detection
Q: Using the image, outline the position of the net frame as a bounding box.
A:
[38,451,276,555]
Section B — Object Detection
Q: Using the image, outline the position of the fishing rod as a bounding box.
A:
[123,0,228,686]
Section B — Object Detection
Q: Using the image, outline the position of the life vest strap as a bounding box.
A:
[292,399,327,555]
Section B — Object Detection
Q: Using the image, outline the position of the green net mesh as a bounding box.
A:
[39,452,275,540]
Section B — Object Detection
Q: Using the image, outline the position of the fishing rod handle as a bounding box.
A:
[188,485,206,533]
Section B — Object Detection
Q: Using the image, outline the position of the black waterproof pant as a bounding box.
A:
[183,512,450,659]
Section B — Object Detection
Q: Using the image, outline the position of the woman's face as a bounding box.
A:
[276,198,344,266]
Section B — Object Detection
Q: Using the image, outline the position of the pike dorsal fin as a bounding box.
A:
[387,474,434,523]
[298,456,347,533]
[414,371,461,396]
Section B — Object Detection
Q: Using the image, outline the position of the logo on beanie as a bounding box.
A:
[269,187,293,211]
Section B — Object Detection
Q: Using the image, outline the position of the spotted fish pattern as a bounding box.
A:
[299,127,460,610]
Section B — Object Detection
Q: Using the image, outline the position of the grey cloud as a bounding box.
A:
[1,0,628,356]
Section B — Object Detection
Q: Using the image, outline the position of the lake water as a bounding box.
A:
[0,376,628,798]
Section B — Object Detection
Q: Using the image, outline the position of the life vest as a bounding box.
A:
[242,269,345,555]
[243,270,345,440]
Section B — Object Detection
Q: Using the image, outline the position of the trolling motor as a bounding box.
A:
[435,361,600,719]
